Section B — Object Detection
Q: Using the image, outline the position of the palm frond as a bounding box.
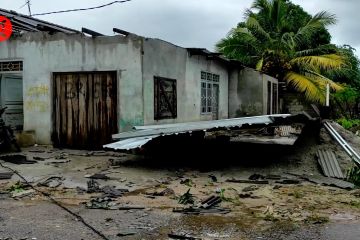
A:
[303,69,344,91]
[284,71,326,103]
[295,44,338,57]
[294,11,336,47]
[256,58,264,71]
[291,54,346,70]
[246,16,271,40]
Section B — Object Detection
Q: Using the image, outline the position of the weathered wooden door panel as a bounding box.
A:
[53,72,117,149]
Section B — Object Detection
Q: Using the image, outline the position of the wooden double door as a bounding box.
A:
[52,72,117,149]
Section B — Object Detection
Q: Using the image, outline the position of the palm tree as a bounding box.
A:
[217,0,345,104]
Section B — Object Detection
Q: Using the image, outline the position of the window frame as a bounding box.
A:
[201,71,220,115]
[154,76,177,120]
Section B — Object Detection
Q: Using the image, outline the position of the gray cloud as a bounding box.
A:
[1,0,359,55]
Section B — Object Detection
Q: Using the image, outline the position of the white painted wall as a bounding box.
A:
[142,39,229,125]
[229,67,278,117]
[0,32,232,145]
[0,33,143,144]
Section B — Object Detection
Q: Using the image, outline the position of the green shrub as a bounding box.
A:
[347,165,360,186]
[336,118,360,130]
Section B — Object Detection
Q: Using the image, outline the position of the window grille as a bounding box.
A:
[200,71,220,114]
[0,61,23,72]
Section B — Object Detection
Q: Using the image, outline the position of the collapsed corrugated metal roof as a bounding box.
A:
[317,149,345,179]
[0,8,80,34]
[103,114,309,151]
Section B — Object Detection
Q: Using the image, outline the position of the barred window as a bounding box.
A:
[201,71,219,114]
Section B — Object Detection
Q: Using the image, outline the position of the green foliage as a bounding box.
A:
[329,45,360,88]
[7,181,25,193]
[336,118,360,130]
[347,165,360,186]
[216,0,344,104]
[178,189,194,205]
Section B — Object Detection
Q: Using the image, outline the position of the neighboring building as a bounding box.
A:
[0,8,278,149]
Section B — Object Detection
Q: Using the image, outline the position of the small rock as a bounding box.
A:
[242,185,259,192]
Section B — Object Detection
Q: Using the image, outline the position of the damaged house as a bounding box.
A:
[0,8,279,149]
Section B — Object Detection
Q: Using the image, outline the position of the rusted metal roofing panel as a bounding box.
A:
[317,149,345,179]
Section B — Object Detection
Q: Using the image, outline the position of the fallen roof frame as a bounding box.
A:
[105,114,297,151]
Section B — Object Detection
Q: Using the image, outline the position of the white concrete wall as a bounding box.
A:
[142,38,187,124]
[142,39,229,125]
[229,67,278,117]
[0,33,143,144]
[185,55,229,121]
[0,32,232,145]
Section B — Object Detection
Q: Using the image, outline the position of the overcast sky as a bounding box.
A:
[1,0,359,56]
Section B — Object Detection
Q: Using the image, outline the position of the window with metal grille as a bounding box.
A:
[0,61,23,72]
[154,76,177,120]
[201,71,219,114]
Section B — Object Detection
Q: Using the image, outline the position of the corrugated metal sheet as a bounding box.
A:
[104,136,155,151]
[114,114,291,140]
[105,114,291,150]
[0,8,80,34]
[317,149,345,179]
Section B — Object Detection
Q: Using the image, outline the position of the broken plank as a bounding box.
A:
[226,179,269,184]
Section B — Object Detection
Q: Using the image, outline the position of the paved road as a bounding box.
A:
[1,197,360,240]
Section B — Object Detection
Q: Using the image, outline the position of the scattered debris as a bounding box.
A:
[178,189,195,205]
[208,174,217,182]
[0,155,37,164]
[101,185,128,197]
[168,233,202,240]
[85,173,110,180]
[86,197,119,210]
[54,153,68,159]
[287,172,355,190]
[200,195,221,209]
[156,177,173,185]
[249,174,264,180]
[0,172,13,179]
[180,179,194,187]
[275,179,301,184]
[239,193,252,198]
[174,195,230,215]
[265,174,282,180]
[148,188,175,197]
[45,159,71,164]
[118,206,145,210]
[317,149,345,179]
[242,185,259,192]
[173,206,230,215]
[226,178,269,184]
[87,179,101,193]
[117,231,137,237]
[37,176,64,188]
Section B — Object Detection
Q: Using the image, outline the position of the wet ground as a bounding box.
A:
[1,125,360,239]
